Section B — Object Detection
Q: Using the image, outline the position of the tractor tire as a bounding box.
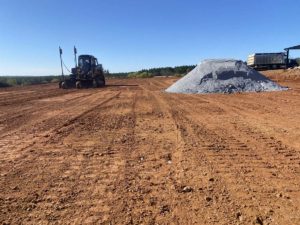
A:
[76,81,82,89]
[99,78,105,87]
[61,81,67,89]
[93,79,99,88]
[94,78,105,88]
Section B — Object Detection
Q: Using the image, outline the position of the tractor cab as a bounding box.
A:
[76,55,103,75]
[78,55,97,71]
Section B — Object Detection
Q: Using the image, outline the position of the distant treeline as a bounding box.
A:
[109,65,196,78]
[0,65,196,87]
[0,76,60,87]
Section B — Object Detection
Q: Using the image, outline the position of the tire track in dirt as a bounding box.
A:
[184,93,300,159]
[0,90,127,224]
[0,85,75,106]
[0,79,127,135]
[108,81,242,224]
[1,78,299,224]
[203,92,300,140]
[155,91,243,224]
[29,91,134,224]
[108,87,201,224]
[134,79,290,224]
[164,93,300,224]
[108,86,196,224]
[0,91,120,169]
[0,92,99,135]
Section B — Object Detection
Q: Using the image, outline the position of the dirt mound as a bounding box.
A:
[263,69,300,82]
[166,59,288,94]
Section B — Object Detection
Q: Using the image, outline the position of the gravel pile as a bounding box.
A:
[288,66,300,70]
[166,59,288,94]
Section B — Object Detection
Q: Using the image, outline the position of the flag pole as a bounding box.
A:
[74,46,77,68]
[59,46,64,80]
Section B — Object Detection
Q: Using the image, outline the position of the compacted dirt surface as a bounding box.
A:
[0,72,300,225]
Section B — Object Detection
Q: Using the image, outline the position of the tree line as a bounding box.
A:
[0,65,196,87]
[0,76,60,87]
[110,65,196,78]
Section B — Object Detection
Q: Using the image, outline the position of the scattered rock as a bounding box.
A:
[236,212,243,221]
[160,205,170,214]
[205,196,212,202]
[149,197,157,206]
[11,186,19,191]
[164,153,172,161]
[276,193,283,198]
[182,186,193,193]
[255,216,263,225]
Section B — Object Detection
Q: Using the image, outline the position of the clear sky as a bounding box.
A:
[0,0,299,75]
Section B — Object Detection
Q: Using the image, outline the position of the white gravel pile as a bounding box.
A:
[291,66,300,70]
[166,59,287,94]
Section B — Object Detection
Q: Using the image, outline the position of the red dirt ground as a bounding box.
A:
[0,71,300,224]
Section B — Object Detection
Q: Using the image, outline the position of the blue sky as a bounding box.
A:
[0,0,299,75]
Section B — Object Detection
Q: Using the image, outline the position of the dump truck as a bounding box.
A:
[247,53,286,70]
[59,47,105,89]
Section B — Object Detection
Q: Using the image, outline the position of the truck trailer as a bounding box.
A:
[247,53,286,70]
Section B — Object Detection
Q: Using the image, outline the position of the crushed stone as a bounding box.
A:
[166,59,288,94]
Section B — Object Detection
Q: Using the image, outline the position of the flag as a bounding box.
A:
[59,46,63,55]
[74,46,77,54]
